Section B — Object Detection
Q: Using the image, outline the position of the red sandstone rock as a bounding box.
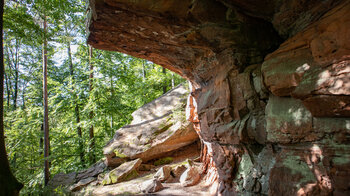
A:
[262,2,350,117]
[87,0,350,195]
[265,95,317,143]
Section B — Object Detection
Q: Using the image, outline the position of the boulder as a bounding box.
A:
[76,161,106,182]
[104,154,126,168]
[130,84,188,124]
[154,166,171,182]
[70,177,96,192]
[172,165,187,179]
[141,179,163,193]
[179,166,201,187]
[47,172,76,189]
[102,158,142,185]
[103,84,199,165]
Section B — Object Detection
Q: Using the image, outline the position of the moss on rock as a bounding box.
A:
[154,157,174,166]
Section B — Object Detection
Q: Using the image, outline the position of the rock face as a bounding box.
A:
[103,84,199,166]
[47,172,77,190]
[154,165,172,182]
[141,179,163,193]
[47,161,107,193]
[180,166,201,187]
[88,0,350,195]
[102,158,142,185]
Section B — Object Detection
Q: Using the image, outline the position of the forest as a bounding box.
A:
[1,0,184,194]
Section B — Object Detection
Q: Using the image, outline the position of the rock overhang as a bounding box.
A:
[86,0,350,195]
[87,0,284,83]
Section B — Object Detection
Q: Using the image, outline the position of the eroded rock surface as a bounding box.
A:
[103,84,199,166]
[88,0,350,195]
[47,161,107,193]
[102,158,142,185]
[141,179,163,193]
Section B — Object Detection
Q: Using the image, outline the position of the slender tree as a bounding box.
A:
[66,25,84,165]
[0,0,23,194]
[88,45,95,163]
[42,14,50,186]
[11,39,19,110]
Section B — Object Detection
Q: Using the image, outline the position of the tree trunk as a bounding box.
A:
[12,39,19,110]
[88,45,95,164]
[21,86,26,109]
[67,35,84,165]
[4,71,10,108]
[42,15,50,186]
[0,0,23,194]
[162,67,167,94]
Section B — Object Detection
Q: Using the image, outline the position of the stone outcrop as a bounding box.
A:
[103,84,199,166]
[102,158,142,185]
[47,161,107,193]
[88,0,350,195]
[47,84,202,194]
[141,179,163,193]
[180,165,201,187]
[47,172,76,190]
[154,165,172,182]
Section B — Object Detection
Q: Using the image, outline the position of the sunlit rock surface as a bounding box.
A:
[103,84,199,165]
[88,0,350,195]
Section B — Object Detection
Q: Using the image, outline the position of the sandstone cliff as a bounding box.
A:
[87,1,350,195]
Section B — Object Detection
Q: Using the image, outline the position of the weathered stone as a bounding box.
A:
[47,172,76,189]
[70,177,96,192]
[87,0,350,195]
[268,140,350,196]
[153,166,171,182]
[103,85,199,164]
[302,95,350,117]
[262,45,314,97]
[179,166,201,187]
[154,157,173,166]
[104,154,126,168]
[265,96,316,143]
[172,165,187,179]
[102,159,142,185]
[130,84,188,124]
[141,179,163,193]
[138,164,156,171]
[262,2,350,117]
[76,161,106,182]
[292,62,350,99]
[269,151,318,196]
[313,117,350,135]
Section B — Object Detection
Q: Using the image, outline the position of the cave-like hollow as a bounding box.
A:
[87,0,350,195]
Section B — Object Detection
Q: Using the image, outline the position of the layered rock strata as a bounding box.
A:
[87,0,350,195]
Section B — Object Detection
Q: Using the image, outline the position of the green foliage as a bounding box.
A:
[3,0,185,194]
